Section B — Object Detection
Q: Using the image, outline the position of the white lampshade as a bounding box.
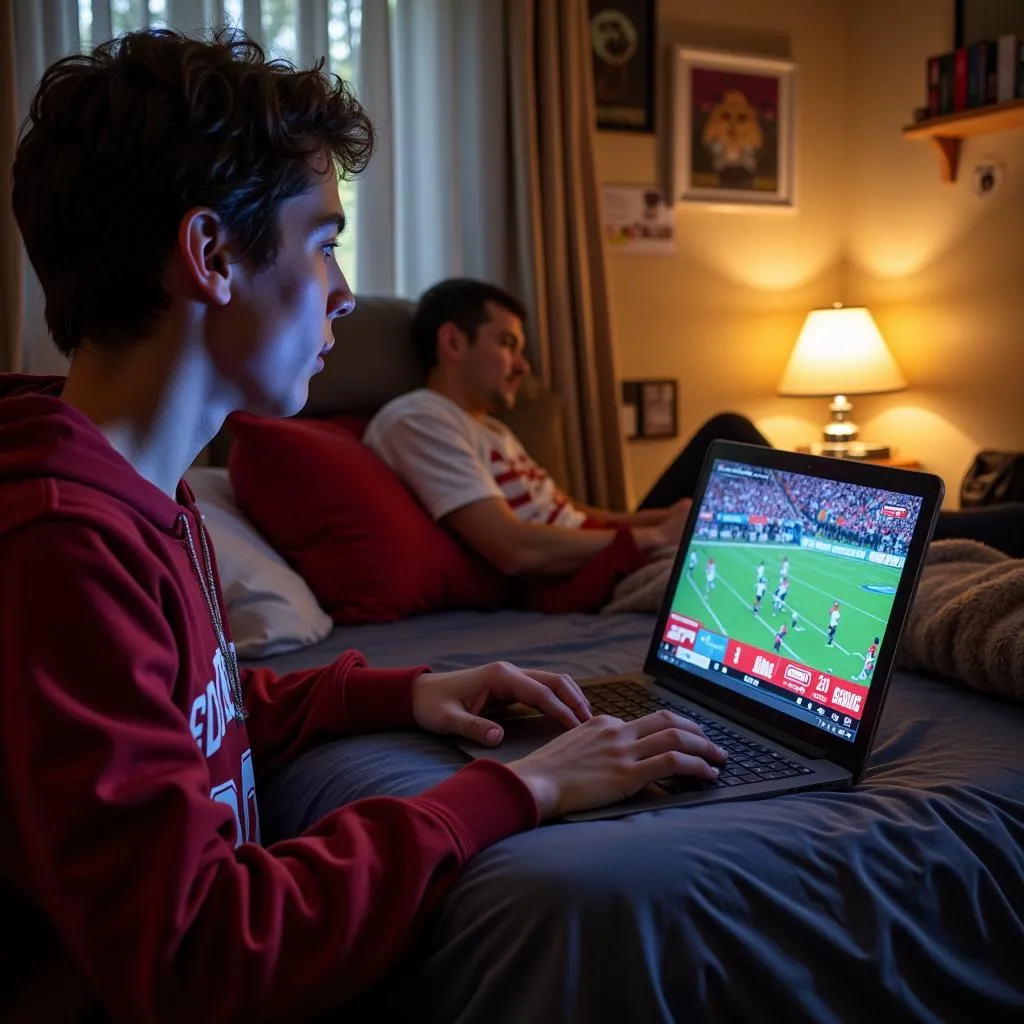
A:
[777,305,907,397]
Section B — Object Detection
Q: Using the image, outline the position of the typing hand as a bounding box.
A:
[507,709,728,819]
[411,662,592,747]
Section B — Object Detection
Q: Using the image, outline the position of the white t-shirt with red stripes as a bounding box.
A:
[363,388,586,527]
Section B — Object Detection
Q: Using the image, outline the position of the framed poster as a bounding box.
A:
[589,1,656,132]
[671,46,796,209]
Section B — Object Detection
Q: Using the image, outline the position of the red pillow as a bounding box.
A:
[227,413,509,623]
[324,414,371,440]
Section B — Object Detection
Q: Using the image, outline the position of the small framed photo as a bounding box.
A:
[602,184,676,255]
[621,379,678,440]
[589,0,656,133]
[671,46,796,209]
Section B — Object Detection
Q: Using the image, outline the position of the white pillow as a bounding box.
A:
[184,467,333,658]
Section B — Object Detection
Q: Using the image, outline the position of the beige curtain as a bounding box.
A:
[1,0,22,374]
[507,0,628,511]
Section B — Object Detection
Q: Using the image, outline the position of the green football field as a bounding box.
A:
[670,542,902,684]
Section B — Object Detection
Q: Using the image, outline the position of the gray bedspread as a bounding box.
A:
[247,612,1024,1024]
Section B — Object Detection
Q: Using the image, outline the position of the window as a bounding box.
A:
[77,0,362,288]
[260,0,298,61]
[328,0,361,291]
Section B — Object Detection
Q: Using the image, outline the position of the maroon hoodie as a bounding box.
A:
[0,375,538,1022]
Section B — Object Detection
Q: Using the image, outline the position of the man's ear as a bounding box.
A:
[436,321,468,363]
[177,208,234,306]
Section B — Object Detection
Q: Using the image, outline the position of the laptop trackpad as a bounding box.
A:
[459,712,565,765]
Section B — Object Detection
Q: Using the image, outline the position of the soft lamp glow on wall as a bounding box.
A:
[778,304,907,457]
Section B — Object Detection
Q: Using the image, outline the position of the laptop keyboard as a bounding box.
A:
[585,681,815,791]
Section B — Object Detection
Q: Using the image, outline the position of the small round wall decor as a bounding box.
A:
[971,159,1004,199]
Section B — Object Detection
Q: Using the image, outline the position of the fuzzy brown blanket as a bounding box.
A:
[603,539,1024,703]
[894,539,1024,701]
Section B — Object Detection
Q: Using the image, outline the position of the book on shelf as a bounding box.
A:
[954,46,969,110]
[996,34,1019,102]
[967,41,997,107]
[940,52,955,114]
[927,54,941,117]
[923,36,1024,121]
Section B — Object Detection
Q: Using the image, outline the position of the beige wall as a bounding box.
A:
[598,0,1024,509]
[846,0,1024,506]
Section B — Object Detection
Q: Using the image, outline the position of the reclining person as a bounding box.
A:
[0,30,727,1021]
[365,281,1024,596]
[364,278,769,609]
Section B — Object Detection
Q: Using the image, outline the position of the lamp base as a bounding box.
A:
[822,394,858,444]
[806,440,893,460]
[813,393,890,456]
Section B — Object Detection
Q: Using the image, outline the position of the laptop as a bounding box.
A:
[456,440,944,822]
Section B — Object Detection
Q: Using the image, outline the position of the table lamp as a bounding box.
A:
[777,304,907,458]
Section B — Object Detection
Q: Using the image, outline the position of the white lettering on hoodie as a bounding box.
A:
[190,648,259,846]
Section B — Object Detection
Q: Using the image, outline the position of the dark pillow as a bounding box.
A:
[227,414,509,623]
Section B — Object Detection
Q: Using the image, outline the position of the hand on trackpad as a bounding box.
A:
[457,714,566,761]
[484,701,552,723]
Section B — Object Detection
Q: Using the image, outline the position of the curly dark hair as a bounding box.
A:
[410,278,528,374]
[11,28,375,356]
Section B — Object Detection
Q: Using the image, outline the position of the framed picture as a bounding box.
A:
[621,379,677,440]
[589,0,656,132]
[671,47,796,209]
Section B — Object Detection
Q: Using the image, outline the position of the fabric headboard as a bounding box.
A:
[203,295,571,491]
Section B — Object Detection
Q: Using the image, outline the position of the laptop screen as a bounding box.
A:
[653,457,924,745]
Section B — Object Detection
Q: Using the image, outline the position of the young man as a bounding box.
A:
[363,279,768,600]
[0,31,726,1021]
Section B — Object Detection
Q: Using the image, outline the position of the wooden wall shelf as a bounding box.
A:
[903,97,1024,183]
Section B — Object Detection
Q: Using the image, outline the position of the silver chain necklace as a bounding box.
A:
[179,510,247,723]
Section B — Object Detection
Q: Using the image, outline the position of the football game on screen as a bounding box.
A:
[656,459,923,743]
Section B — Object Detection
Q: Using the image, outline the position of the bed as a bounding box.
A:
[248,611,1024,1023]
[207,298,1023,1022]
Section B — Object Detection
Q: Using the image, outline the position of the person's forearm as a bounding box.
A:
[509,521,664,576]
[243,654,427,778]
[577,504,669,528]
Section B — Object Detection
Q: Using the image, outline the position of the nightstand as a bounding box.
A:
[795,448,921,470]
[860,455,921,470]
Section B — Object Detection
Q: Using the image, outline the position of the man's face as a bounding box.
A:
[214,165,354,418]
[459,301,530,413]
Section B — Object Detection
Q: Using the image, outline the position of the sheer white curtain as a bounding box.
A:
[4,0,362,374]
[356,0,516,301]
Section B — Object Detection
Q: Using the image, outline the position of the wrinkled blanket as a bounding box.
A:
[603,539,1024,703]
